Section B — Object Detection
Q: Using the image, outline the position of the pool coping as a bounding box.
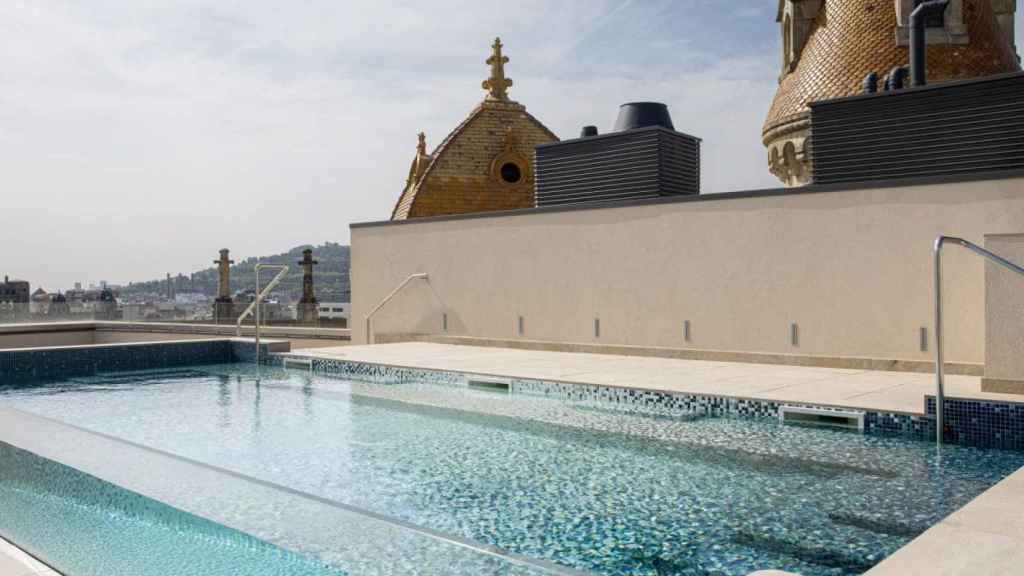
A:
[0,336,290,354]
[0,535,61,576]
[863,462,1024,575]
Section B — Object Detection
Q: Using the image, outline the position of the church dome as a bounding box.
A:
[763,0,1019,186]
[391,38,558,220]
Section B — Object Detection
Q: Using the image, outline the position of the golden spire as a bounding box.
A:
[409,132,430,185]
[482,37,513,101]
[416,132,427,156]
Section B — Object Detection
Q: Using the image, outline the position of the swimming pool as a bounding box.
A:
[2,363,1023,576]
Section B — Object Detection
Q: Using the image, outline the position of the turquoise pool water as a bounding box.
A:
[0,442,346,576]
[2,364,1023,576]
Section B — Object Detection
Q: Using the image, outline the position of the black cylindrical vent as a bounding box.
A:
[613,102,674,132]
[580,125,599,138]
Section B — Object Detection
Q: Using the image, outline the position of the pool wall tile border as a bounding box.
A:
[0,339,276,385]
[300,356,1024,450]
[926,395,1024,449]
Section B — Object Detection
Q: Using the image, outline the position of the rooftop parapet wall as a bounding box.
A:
[351,173,1024,366]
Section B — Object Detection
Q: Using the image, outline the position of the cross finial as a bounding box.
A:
[482,37,513,101]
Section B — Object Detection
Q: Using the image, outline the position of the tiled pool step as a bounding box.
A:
[279,345,1024,450]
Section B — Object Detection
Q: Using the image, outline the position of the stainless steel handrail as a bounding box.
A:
[933,236,1024,446]
[235,264,288,365]
[365,273,428,344]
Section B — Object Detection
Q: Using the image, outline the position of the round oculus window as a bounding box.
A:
[500,162,522,184]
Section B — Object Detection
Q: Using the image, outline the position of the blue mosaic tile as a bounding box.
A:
[0,341,235,386]
[926,396,1024,450]
[230,341,277,364]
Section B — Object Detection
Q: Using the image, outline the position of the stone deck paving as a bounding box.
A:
[291,342,1022,415]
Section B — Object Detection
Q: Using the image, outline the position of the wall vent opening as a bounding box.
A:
[779,406,864,432]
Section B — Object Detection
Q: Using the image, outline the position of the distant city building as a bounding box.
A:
[173,292,209,305]
[74,282,82,291]
[30,287,50,315]
[764,0,1019,186]
[391,38,558,220]
[121,302,146,322]
[48,292,70,319]
[317,302,349,327]
[0,275,30,321]
[94,288,120,320]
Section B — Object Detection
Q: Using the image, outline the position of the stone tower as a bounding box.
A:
[763,0,1019,186]
[213,248,236,324]
[296,248,319,325]
[391,38,559,220]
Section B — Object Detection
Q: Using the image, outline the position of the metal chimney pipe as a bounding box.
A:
[862,72,879,94]
[910,0,949,87]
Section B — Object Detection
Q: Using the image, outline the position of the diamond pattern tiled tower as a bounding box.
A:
[764,0,1019,186]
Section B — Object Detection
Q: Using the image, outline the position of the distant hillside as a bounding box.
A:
[122,243,350,302]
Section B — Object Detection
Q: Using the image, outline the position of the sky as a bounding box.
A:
[0,1,1019,291]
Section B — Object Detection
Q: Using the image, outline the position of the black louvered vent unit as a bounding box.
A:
[809,73,1024,185]
[535,103,700,207]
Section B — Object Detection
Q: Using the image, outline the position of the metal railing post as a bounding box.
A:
[235,264,288,366]
[933,235,1024,446]
[255,266,261,365]
[933,237,946,446]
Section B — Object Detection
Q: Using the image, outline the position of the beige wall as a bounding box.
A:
[984,233,1024,390]
[352,176,1024,364]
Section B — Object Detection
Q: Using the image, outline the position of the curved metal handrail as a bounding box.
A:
[933,236,1024,445]
[365,273,428,344]
[235,264,288,365]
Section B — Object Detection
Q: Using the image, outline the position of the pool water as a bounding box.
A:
[2,364,1023,576]
[0,441,347,576]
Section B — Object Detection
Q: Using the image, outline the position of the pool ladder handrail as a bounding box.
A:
[933,236,1024,446]
[365,273,429,344]
[235,264,289,365]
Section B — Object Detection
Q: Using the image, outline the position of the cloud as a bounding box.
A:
[0,0,779,290]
